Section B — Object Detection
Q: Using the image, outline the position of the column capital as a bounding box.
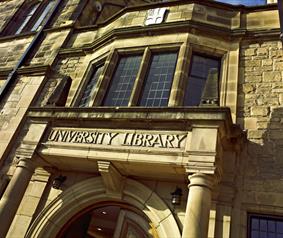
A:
[188,173,219,190]
[15,156,35,173]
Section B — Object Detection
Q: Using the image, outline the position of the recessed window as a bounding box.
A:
[139,52,177,107]
[184,54,221,106]
[79,64,104,107]
[249,214,283,238]
[2,0,55,36]
[103,55,142,106]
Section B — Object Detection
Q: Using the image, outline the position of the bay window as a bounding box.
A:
[78,47,222,108]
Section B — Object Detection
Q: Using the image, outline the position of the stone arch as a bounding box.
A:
[26,177,181,238]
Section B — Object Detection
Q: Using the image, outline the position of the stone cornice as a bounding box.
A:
[0,65,51,79]
[27,106,237,138]
[17,65,51,76]
[58,20,280,56]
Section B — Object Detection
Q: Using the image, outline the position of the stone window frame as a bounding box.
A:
[1,0,54,36]
[178,43,228,107]
[74,41,234,109]
[72,55,107,107]
[75,44,181,107]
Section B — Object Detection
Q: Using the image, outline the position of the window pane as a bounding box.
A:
[268,221,276,232]
[139,52,177,107]
[215,0,267,6]
[79,64,104,107]
[15,3,40,35]
[250,216,283,238]
[184,54,220,106]
[277,222,283,233]
[103,55,142,106]
[261,220,268,231]
[31,1,55,31]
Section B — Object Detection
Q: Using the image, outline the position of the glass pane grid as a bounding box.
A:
[250,216,283,238]
[139,53,177,107]
[103,55,142,106]
[79,65,104,107]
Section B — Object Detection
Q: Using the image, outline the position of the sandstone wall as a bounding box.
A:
[238,39,283,235]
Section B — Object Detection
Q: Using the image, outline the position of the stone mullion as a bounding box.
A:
[128,47,151,106]
[168,41,191,107]
[92,49,118,106]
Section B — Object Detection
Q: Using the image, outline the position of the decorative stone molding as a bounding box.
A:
[97,161,124,198]
[26,177,181,238]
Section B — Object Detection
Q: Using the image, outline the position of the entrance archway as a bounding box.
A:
[26,177,181,238]
[58,203,157,238]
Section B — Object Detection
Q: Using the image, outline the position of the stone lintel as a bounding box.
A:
[97,161,124,198]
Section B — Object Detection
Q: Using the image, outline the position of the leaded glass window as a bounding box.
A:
[184,54,220,106]
[103,55,142,106]
[249,215,283,238]
[139,52,177,107]
[79,64,104,107]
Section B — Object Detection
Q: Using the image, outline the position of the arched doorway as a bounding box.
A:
[26,177,181,238]
[57,203,158,238]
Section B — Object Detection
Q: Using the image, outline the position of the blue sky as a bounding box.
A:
[216,0,267,6]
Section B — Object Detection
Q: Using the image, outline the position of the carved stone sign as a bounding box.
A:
[48,128,188,150]
[144,8,167,26]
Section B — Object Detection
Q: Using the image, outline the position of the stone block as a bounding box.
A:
[263,72,282,82]
[257,48,268,56]
[262,59,273,66]
[244,118,257,130]
[248,130,265,139]
[242,84,255,93]
[242,48,256,56]
[251,106,270,116]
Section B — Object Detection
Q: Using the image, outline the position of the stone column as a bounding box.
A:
[182,173,215,238]
[0,157,35,238]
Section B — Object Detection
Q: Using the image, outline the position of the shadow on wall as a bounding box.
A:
[243,106,283,209]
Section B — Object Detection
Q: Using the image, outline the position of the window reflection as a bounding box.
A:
[184,54,220,106]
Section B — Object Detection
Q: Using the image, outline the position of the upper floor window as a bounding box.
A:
[249,214,283,238]
[2,0,55,36]
[216,0,267,6]
[77,48,222,108]
[79,50,178,108]
[103,55,142,107]
[184,54,221,106]
[139,52,177,107]
[79,64,104,107]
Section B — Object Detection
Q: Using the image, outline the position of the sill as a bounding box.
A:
[0,31,36,42]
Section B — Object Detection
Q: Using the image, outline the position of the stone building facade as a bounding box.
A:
[0,0,282,237]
